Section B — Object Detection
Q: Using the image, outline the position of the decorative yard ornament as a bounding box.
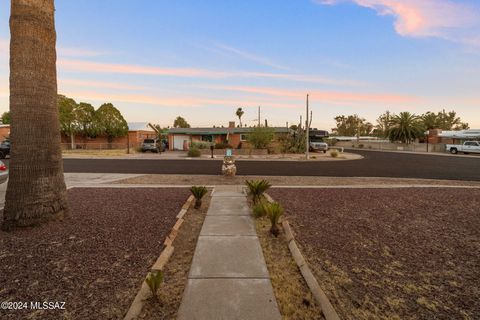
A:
[222,149,236,176]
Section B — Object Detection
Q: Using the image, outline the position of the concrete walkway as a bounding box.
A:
[178,185,281,320]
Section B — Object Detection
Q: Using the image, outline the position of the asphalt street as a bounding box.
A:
[60,150,480,181]
[3,150,479,181]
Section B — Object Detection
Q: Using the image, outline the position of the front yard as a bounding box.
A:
[269,188,480,319]
[0,188,189,320]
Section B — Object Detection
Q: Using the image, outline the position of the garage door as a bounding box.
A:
[173,135,190,150]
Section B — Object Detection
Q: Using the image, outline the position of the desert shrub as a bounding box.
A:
[214,142,233,149]
[190,186,208,208]
[145,270,163,298]
[245,179,271,204]
[187,147,201,157]
[324,138,338,146]
[368,145,372,149]
[265,202,284,237]
[190,141,210,149]
[247,126,274,149]
[330,150,338,158]
[351,144,355,148]
[253,200,269,218]
[358,144,364,148]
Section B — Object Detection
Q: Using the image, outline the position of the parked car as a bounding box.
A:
[0,139,10,159]
[141,138,162,153]
[0,160,8,184]
[446,141,480,154]
[309,141,329,153]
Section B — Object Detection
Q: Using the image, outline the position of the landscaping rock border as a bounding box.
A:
[123,195,195,320]
[265,193,340,320]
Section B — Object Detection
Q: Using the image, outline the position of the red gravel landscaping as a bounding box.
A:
[269,188,480,320]
[0,187,189,320]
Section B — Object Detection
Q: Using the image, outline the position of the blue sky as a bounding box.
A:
[0,0,479,129]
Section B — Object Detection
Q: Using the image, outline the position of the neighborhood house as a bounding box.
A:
[168,121,290,151]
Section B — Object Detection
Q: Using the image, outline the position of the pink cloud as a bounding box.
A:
[317,0,480,44]
[59,78,151,91]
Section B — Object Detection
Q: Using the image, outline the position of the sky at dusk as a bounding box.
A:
[0,0,479,130]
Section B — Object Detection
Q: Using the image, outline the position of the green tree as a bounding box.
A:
[58,94,78,149]
[3,0,68,230]
[236,107,244,127]
[94,103,128,146]
[173,116,190,128]
[421,110,469,130]
[74,102,95,141]
[388,112,424,144]
[247,126,274,149]
[1,111,10,124]
[334,114,372,136]
[373,111,392,138]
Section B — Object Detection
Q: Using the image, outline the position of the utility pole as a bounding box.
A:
[305,94,310,160]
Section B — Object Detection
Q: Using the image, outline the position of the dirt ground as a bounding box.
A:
[115,174,480,187]
[139,192,210,319]
[269,188,480,320]
[0,188,189,320]
[255,214,324,320]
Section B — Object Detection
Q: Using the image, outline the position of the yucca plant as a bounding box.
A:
[145,270,163,298]
[245,179,271,204]
[265,202,284,237]
[252,200,269,218]
[190,186,208,209]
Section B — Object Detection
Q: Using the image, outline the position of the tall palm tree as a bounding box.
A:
[388,112,424,144]
[236,107,244,127]
[2,0,68,230]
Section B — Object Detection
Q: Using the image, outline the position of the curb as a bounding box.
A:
[266,193,341,320]
[124,194,195,320]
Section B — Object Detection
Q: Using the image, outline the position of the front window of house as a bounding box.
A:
[240,134,248,141]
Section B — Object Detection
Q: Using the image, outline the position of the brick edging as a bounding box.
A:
[123,194,195,320]
[265,193,341,320]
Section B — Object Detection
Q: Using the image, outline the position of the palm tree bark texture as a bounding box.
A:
[2,0,68,231]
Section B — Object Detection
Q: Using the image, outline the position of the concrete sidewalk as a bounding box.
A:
[178,185,281,320]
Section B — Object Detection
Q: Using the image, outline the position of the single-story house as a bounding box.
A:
[61,122,157,149]
[167,121,290,151]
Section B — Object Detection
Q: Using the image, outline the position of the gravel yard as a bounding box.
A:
[269,188,480,320]
[0,188,189,320]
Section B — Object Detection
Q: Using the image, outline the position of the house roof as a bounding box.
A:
[168,127,290,135]
[128,122,155,132]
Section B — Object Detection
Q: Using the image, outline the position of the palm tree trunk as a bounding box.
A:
[2,0,68,231]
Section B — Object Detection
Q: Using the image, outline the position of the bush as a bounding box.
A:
[324,138,338,146]
[265,202,284,237]
[187,147,201,157]
[245,179,271,204]
[145,270,163,298]
[330,150,338,158]
[247,126,274,149]
[253,200,269,218]
[190,141,210,149]
[358,144,364,148]
[190,185,208,208]
[214,142,233,149]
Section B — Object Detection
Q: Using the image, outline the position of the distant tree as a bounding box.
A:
[334,114,372,137]
[421,110,469,131]
[289,124,298,131]
[1,111,10,124]
[58,94,78,149]
[236,107,244,127]
[373,111,392,138]
[74,102,95,141]
[388,112,424,144]
[173,116,190,128]
[247,126,275,149]
[94,103,128,146]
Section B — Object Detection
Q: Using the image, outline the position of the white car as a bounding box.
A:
[309,142,329,153]
[446,141,480,154]
[0,160,8,184]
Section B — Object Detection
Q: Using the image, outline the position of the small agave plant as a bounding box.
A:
[145,270,164,299]
[190,186,208,209]
[245,179,271,204]
[265,202,284,237]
